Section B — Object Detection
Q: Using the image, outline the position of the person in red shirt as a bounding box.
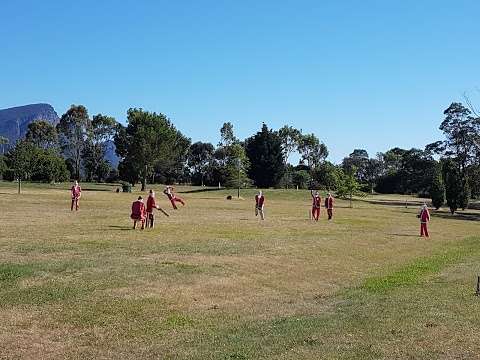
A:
[255,190,265,220]
[71,180,82,211]
[146,190,169,228]
[419,204,431,238]
[163,186,185,209]
[131,196,146,230]
[311,190,321,221]
[325,193,334,220]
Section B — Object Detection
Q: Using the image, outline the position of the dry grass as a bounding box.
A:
[0,181,479,359]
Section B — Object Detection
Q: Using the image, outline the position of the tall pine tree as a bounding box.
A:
[245,123,285,188]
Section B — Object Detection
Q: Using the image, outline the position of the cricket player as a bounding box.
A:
[131,196,146,230]
[419,203,431,238]
[255,190,265,220]
[325,193,334,220]
[163,186,185,209]
[311,190,321,221]
[71,180,82,211]
[146,189,169,228]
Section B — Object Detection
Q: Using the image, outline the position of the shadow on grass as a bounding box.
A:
[362,199,426,207]
[432,211,480,222]
[178,188,225,194]
[108,225,132,231]
[388,233,420,238]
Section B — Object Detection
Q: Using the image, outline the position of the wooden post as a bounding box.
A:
[476,276,480,296]
[17,178,21,194]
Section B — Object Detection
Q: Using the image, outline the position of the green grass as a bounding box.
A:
[0,181,479,359]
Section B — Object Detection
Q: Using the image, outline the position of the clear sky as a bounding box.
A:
[1,0,479,163]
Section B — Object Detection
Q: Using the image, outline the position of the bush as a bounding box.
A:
[292,170,311,189]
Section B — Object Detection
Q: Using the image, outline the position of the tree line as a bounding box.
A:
[0,102,479,213]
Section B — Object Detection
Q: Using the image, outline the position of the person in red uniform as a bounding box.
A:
[71,180,82,211]
[311,190,321,221]
[146,190,169,228]
[419,204,431,238]
[163,186,185,209]
[131,196,146,230]
[255,190,265,220]
[325,193,334,220]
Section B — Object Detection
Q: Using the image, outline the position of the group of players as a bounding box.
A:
[70,181,430,236]
[130,186,185,229]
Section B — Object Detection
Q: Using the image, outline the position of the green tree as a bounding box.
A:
[427,102,480,204]
[83,114,117,181]
[278,125,302,163]
[219,122,237,147]
[32,149,70,183]
[0,155,7,179]
[245,123,285,188]
[292,170,311,189]
[25,120,58,149]
[311,161,342,191]
[430,163,445,209]
[278,125,302,188]
[342,149,369,179]
[0,136,10,154]
[5,140,36,193]
[337,167,362,208]
[224,143,251,190]
[442,158,462,214]
[114,108,190,191]
[57,105,90,180]
[298,133,328,169]
[188,142,215,186]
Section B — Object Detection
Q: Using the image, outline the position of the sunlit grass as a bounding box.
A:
[0,181,479,359]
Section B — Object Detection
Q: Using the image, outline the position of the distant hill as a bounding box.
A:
[0,103,59,149]
[105,140,120,168]
[0,103,119,168]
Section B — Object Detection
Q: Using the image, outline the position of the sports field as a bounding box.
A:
[0,182,479,359]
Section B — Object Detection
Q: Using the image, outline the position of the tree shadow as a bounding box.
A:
[432,212,480,222]
[178,188,224,194]
[362,199,426,207]
[388,233,420,238]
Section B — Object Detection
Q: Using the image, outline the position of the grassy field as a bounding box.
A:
[0,181,479,359]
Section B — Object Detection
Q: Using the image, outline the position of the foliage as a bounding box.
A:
[31,149,70,183]
[57,105,90,180]
[291,170,311,189]
[0,155,7,179]
[83,114,117,182]
[245,123,285,188]
[278,125,302,164]
[224,143,251,189]
[25,120,58,150]
[430,163,445,209]
[0,136,9,155]
[427,102,480,204]
[114,108,190,190]
[310,161,341,190]
[297,133,328,168]
[5,141,68,184]
[375,148,436,195]
[336,167,362,207]
[219,122,237,147]
[188,142,215,186]
[442,158,463,214]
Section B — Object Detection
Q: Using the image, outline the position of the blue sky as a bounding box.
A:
[1,0,479,163]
